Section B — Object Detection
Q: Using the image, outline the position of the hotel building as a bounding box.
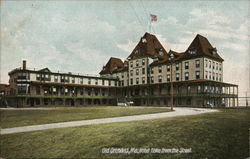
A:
[2,33,238,107]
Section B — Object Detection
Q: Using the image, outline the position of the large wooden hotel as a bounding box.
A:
[1,33,238,107]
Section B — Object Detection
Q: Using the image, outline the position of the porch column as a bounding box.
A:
[237,86,239,107]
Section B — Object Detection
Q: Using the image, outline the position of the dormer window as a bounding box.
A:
[102,66,106,71]
[159,49,164,56]
[188,48,197,55]
[135,49,139,55]
[212,48,217,55]
[142,38,147,43]
[114,66,118,70]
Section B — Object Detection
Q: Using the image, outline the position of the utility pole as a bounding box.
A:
[170,63,174,110]
[246,91,248,107]
[169,53,174,111]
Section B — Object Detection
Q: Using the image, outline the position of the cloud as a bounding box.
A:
[220,42,249,52]
[189,8,231,25]
[116,40,137,54]
[1,1,249,100]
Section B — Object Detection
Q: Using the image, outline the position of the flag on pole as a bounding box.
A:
[150,14,157,22]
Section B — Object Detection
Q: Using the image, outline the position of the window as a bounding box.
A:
[121,80,124,86]
[65,88,68,93]
[212,62,215,69]
[136,69,139,75]
[102,80,104,85]
[130,70,133,76]
[142,77,145,84]
[212,72,215,80]
[151,68,154,74]
[212,48,217,54]
[219,64,221,71]
[108,80,111,86]
[54,76,58,82]
[142,68,145,75]
[187,86,191,94]
[185,72,189,80]
[151,76,154,83]
[41,74,45,81]
[209,72,211,80]
[136,78,139,84]
[158,75,162,83]
[185,62,189,69]
[130,62,133,68]
[88,79,91,85]
[72,77,75,83]
[130,79,133,85]
[167,65,170,72]
[65,76,69,83]
[196,60,200,68]
[176,73,179,81]
[121,73,124,78]
[142,59,145,65]
[135,49,139,55]
[216,73,218,81]
[136,60,139,67]
[205,71,208,79]
[95,80,98,85]
[167,74,170,82]
[188,48,196,54]
[159,49,164,56]
[36,74,40,80]
[80,78,83,84]
[18,84,27,94]
[205,60,208,67]
[209,61,211,68]
[196,71,200,79]
[158,66,162,73]
[198,85,201,93]
[216,63,218,70]
[176,63,179,71]
[219,74,222,81]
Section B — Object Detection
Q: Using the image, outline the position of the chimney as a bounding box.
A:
[22,60,26,70]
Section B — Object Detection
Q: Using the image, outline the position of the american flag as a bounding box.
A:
[150,14,157,22]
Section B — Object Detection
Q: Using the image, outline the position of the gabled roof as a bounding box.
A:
[127,32,168,60]
[176,34,224,62]
[150,50,184,66]
[39,68,51,72]
[150,34,224,66]
[99,57,126,75]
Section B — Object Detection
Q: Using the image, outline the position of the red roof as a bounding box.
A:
[151,34,224,66]
[127,32,168,60]
[99,57,127,75]
[176,34,224,62]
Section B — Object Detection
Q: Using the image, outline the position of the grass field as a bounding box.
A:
[0,108,249,159]
[0,106,170,128]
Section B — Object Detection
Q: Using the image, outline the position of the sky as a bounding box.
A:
[0,0,249,98]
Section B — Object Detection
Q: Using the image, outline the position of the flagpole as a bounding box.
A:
[149,20,152,33]
[149,14,152,33]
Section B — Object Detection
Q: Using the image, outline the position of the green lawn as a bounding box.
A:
[0,106,170,128]
[0,108,249,159]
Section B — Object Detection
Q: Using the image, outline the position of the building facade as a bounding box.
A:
[2,33,238,107]
[100,33,238,107]
[5,61,119,107]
